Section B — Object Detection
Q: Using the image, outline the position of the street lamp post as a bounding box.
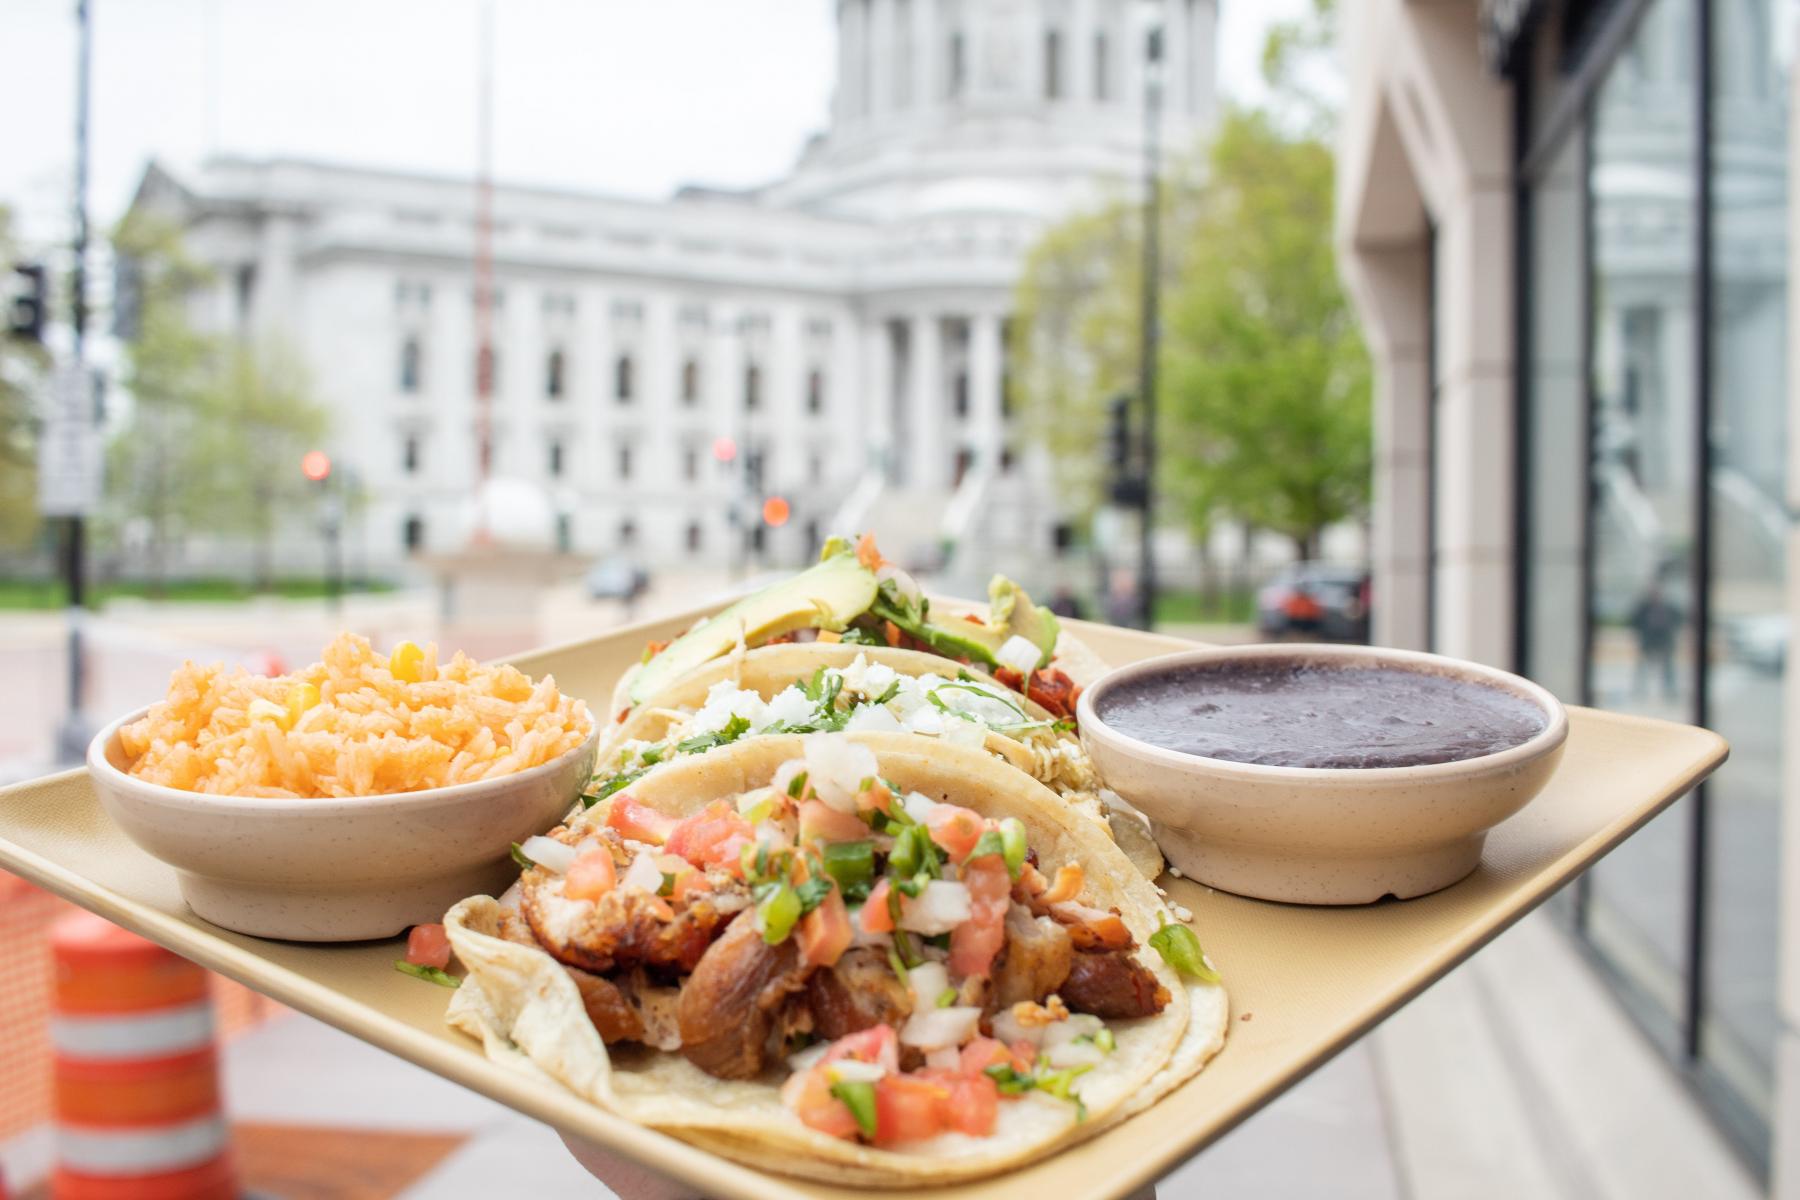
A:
[1137,4,1164,631]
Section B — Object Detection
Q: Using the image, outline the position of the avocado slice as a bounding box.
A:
[913,612,1007,666]
[988,576,1061,669]
[629,549,878,703]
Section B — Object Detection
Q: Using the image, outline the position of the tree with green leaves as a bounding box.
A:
[0,206,48,552]
[1009,0,1367,562]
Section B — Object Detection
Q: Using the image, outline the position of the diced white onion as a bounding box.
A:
[802,734,878,813]
[990,1008,1041,1048]
[942,719,989,749]
[906,962,950,1011]
[826,1058,890,1084]
[897,881,971,935]
[844,705,903,733]
[997,634,1044,675]
[875,564,922,605]
[621,851,664,894]
[848,913,893,950]
[1043,1040,1107,1069]
[899,1006,983,1050]
[1042,1013,1105,1048]
[902,790,939,824]
[925,1047,962,1071]
[787,1042,829,1072]
[521,836,577,875]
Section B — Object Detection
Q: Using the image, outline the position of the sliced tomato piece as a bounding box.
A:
[860,879,896,933]
[854,781,894,817]
[606,795,676,844]
[874,1074,950,1146]
[404,923,451,969]
[823,1024,900,1074]
[799,799,870,846]
[925,804,986,862]
[948,858,1010,979]
[944,1075,999,1136]
[782,1066,859,1140]
[563,851,617,901]
[666,801,754,867]
[796,886,853,968]
[958,1036,1012,1078]
[1008,1040,1038,1073]
[669,868,713,902]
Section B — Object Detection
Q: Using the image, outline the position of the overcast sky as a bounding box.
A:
[1,0,1309,248]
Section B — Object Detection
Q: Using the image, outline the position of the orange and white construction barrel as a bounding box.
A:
[49,912,236,1200]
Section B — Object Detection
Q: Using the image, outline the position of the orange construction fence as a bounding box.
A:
[0,872,282,1145]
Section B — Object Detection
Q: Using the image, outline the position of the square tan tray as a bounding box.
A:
[0,611,1728,1199]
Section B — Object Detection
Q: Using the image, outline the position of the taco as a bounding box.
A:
[610,535,1104,727]
[595,643,1163,878]
[443,733,1227,1186]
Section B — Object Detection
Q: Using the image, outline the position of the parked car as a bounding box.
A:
[1257,563,1371,643]
[585,556,650,603]
[1723,612,1787,674]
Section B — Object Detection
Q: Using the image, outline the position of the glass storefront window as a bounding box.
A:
[1702,0,1787,1130]
[1581,0,1700,1044]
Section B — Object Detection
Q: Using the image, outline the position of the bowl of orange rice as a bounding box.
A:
[87,633,597,941]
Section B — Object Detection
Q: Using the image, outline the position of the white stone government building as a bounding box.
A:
[127,0,1218,578]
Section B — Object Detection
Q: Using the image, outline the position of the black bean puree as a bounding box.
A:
[1097,659,1548,769]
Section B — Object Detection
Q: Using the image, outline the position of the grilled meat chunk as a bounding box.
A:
[805,947,913,1041]
[677,910,813,1079]
[521,864,745,976]
[989,904,1074,1009]
[568,967,646,1044]
[1058,950,1170,1019]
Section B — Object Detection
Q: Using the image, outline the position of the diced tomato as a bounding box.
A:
[782,1066,860,1140]
[1050,901,1132,950]
[874,1074,950,1145]
[713,834,754,879]
[1025,669,1078,719]
[563,851,618,901]
[823,1024,900,1073]
[1008,1040,1038,1073]
[666,802,755,867]
[948,859,1010,979]
[606,795,676,844]
[925,804,986,862]
[959,1037,1012,1078]
[944,1075,999,1137]
[797,886,854,967]
[860,879,896,933]
[993,667,1025,692]
[799,799,869,846]
[670,868,713,902]
[405,923,451,970]
[854,782,893,817]
[856,532,885,570]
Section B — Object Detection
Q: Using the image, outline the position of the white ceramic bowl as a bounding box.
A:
[87,708,598,941]
[1077,644,1568,905]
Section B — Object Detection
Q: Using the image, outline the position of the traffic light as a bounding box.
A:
[301,450,332,482]
[8,263,47,343]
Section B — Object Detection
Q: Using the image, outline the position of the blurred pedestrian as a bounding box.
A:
[1048,585,1085,620]
[1104,568,1139,628]
[1630,580,1681,700]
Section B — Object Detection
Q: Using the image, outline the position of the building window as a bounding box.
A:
[615,353,634,403]
[403,515,425,553]
[556,512,572,553]
[809,452,822,485]
[948,32,965,99]
[619,518,637,547]
[686,520,703,553]
[806,369,825,415]
[399,338,422,393]
[548,439,564,478]
[1094,32,1110,101]
[682,358,701,406]
[618,443,632,480]
[1044,30,1063,100]
[1000,446,1015,475]
[402,434,420,475]
[545,348,566,399]
[953,371,970,418]
[745,364,762,411]
[683,446,699,482]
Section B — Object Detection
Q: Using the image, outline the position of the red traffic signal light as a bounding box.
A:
[301,450,332,482]
[761,496,790,527]
[712,436,738,463]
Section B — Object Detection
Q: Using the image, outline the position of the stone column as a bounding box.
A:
[863,316,894,476]
[912,0,935,111]
[969,312,1003,473]
[868,0,893,120]
[1190,0,1218,125]
[841,0,866,125]
[1069,0,1095,105]
[908,313,943,490]
[1163,0,1189,127]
